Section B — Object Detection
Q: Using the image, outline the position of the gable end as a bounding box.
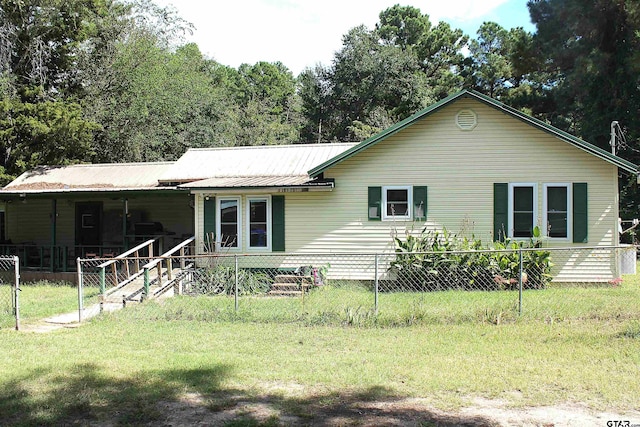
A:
[308,90,638,178]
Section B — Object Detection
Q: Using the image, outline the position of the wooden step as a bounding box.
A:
[270,283,301,292]
[273,274,306,283]
[268,278,311,296]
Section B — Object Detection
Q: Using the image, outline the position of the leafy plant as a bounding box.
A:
[188,266,271,296]
[390,226,552,291]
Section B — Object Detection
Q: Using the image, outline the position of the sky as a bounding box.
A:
[153,0,536,75]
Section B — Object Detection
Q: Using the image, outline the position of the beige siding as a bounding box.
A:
[287,99,620,280]
[192,99,622,281]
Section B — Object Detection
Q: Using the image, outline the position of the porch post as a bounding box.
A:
[50,199,57,272]
[122,198,128,251]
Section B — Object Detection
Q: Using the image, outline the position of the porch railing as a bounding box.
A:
[0,244,125,272]
[0,235,166,272]
[96,239,158,295]
[141,236,196,298]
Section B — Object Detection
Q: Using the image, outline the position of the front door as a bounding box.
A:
[75,202,103,255]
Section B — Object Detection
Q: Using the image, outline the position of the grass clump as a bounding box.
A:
[619,320,640,339]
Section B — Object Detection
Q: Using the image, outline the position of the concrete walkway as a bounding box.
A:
[20,271,181,332]
[19,302,123,333]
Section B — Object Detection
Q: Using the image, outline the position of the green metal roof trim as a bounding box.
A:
[308,90,639,177]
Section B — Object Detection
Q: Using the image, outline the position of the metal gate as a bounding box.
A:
[0,256,20,330]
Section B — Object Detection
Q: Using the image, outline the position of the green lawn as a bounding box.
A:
[1,282,83,329]
[0,276,639,425]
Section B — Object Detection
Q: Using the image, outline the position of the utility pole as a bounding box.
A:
[610,121,618,155]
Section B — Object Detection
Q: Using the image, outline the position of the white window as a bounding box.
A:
[217,197,241,248]
[382,186,412,220]
[544,184,570,239]
[246,196,271,250]
[508,183,537,238]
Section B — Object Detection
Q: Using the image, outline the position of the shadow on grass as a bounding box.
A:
[0,363,498,426]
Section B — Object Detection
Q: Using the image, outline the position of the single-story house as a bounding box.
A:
[1,90,637,281]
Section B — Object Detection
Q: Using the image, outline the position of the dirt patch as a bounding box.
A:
[154,392,640,426]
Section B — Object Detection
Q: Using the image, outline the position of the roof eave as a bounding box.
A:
[0,186,183,197]
[183,181,335,192]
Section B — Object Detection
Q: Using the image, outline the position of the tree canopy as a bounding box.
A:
[0,0,639,217]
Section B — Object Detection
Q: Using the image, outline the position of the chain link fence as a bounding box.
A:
[0,256,19,330]
[76,246,638,325]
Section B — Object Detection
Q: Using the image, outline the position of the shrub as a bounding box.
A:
[186,266,271,296]
[390,227,552,291]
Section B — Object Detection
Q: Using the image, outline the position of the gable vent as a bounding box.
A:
[456,109,477,130]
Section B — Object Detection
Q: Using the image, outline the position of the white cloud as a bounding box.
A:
[154,0,517,74]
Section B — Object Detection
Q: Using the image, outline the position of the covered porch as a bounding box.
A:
[0,191,194,272]
[0,162,194,272]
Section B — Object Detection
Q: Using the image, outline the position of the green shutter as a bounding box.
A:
[493,183,508,241]
[413,186,427,220]
[272,195,285,252]
[368,186,381,220]
[203,197,216,249]
[573,183,588,243]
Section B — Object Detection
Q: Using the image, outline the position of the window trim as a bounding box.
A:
[382,185,412,221]
[508,183,537,239]
[246,195,272,251]
[543,183,571,241]
[216,196,242,250]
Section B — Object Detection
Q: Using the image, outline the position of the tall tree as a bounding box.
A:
[377,5,467,100]
[83,37,230,162]
[528,0,640,217]
[0,0,113,98]
[233,61,301,145]
[328,25,425,141]
[298,65,332,143]
[302,5,467,142]
[0,0,114,182]
[464,22,513,98]
[528,0,640,150]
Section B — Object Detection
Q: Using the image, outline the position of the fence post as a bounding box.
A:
[234,255,239,312]
[99,266,106,296]
[98,266,106,312]
[13,256,20,331]
[518,248,523,316]
[143,267,150,301]
[77,257,83,323]
[374,254,379,315]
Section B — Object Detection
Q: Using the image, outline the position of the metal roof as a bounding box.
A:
[159,143,357,184]
[2,162,175,194]
[309,90,639,177]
